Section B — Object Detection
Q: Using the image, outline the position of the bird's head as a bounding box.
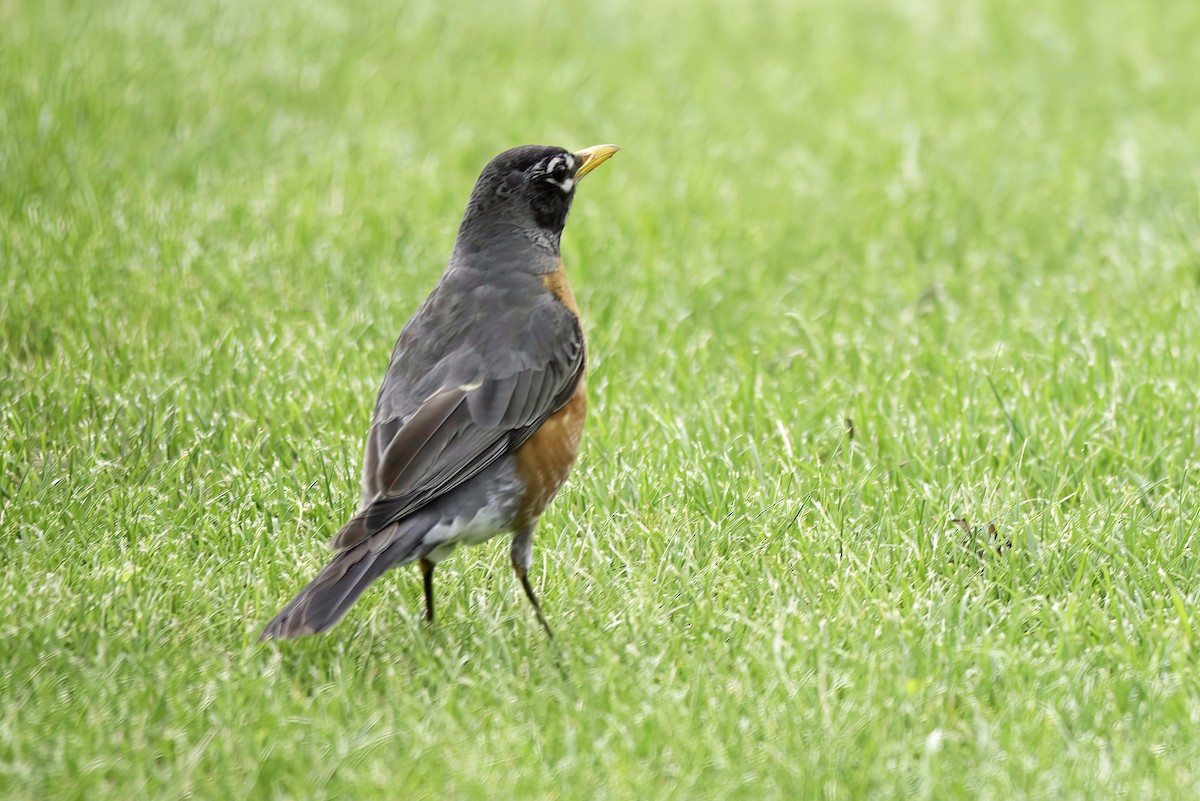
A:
[455,144,619,255]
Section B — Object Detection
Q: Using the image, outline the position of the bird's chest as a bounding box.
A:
[513,380,587,528]
[512,263,587,528]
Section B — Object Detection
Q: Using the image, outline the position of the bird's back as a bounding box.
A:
[359,264,583,505]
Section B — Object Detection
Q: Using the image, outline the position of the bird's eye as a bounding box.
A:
[542,154,576,192]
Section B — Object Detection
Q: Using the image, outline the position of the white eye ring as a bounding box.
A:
[545,176,575,192]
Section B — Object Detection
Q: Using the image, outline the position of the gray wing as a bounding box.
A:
[331,300,584,550]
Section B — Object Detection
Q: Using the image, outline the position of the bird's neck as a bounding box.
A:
[451,221,561,275]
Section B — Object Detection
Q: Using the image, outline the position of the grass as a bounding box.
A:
[3,0,1200,797]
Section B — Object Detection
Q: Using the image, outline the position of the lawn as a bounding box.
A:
[3,0,1200,797]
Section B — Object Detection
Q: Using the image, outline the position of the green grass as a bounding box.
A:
[4,0,1200,797]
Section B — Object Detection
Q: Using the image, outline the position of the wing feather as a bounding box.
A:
[331,314,584,551]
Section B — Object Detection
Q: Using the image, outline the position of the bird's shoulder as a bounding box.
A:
[374,265,582,425]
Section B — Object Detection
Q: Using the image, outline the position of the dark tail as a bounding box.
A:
[260,520,428,640]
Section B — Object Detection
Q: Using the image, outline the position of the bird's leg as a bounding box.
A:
[419,558,435,623]
[518,568,554,640]
[511,527,554,639]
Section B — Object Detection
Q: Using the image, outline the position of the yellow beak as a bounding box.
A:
[572,144,620,180]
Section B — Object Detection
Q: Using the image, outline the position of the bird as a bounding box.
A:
[260,143,619,640]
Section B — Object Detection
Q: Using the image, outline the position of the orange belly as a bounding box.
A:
[513,383,586,529]
[513,262,587,528]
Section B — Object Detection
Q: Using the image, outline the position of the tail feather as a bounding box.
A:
[260,520,428,640]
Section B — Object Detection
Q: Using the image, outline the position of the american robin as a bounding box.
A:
[260,143,619,640]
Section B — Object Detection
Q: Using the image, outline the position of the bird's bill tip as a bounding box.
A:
[572,144,620,180]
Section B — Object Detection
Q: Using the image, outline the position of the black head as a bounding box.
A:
[456,144,619,253]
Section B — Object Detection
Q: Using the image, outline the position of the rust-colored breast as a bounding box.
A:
[513,264,587,529]
[513,384,586,528]
[541,262,580,315]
